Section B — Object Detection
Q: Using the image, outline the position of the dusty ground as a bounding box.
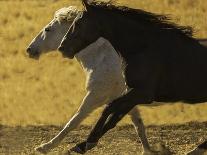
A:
[1,121,207,155]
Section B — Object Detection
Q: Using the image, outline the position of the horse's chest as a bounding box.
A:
[77,50,128,100]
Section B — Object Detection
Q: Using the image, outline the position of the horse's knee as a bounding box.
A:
[130,113,143,126]
[102,103,117,115]
[104,112,124,131]
[78,95,103,115]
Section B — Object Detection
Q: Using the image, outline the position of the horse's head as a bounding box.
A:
[26,6,79,59]
[58,6,101,59]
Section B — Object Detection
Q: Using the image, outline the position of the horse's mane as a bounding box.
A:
[54,6,81,22]
[86,1,194,37]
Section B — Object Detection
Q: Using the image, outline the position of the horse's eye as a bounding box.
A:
[45,27,50,32]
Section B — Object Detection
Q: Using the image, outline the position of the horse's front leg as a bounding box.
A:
[71,89,153,154]
[35,91,105,154]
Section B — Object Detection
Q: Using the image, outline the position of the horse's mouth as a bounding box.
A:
[58,46,75,59]
[61,52,74,59]
[28,52,40,60]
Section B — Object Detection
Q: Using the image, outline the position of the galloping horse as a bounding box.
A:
[59,1,207,154]
[27,6,162,155]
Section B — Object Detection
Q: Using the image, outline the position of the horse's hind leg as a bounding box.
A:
[129,107,172,155]
[35,91,105,154]
[186,141,207,155]
[129,107,154,155]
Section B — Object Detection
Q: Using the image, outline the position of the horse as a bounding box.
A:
[26,6,163,155]
[58,0,207,154]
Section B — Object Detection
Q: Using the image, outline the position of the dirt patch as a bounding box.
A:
[1,122,207,155]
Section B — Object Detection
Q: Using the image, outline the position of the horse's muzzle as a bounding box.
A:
[26,47,40,59]
[58,45,65,52]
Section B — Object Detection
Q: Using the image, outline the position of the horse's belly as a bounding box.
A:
[156,70,207,103]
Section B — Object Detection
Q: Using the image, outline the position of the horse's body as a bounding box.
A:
[76,37,127,96]
[27,7,157,155]
[59,1,207,154]
[60,2,207,103]
[88,4,207,103]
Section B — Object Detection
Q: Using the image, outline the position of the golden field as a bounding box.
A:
[0,0,207,126]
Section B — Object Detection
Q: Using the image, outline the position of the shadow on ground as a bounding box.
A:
[1,122,207,155]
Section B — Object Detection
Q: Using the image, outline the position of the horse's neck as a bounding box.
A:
[75,37,128,97]
[75,37,121,71]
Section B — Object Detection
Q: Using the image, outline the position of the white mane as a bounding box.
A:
[54,6,81,22]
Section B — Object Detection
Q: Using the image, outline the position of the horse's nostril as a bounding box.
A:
[26,47,31,53]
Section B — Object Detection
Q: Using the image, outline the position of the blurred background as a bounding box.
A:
[0,0,207,126]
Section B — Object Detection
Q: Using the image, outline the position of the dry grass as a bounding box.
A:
[2,122,207,155]
[0,0,207,126]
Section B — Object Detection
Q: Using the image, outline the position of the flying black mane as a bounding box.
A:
[86,1,194,37]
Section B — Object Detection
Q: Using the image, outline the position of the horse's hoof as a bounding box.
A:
[85,142,97,151]
[143,143,173,155]
[142,150,158,155]
[35,143,51,154]
[155,143,172,155]
[70,146,85,154]
[35,146,48,154]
